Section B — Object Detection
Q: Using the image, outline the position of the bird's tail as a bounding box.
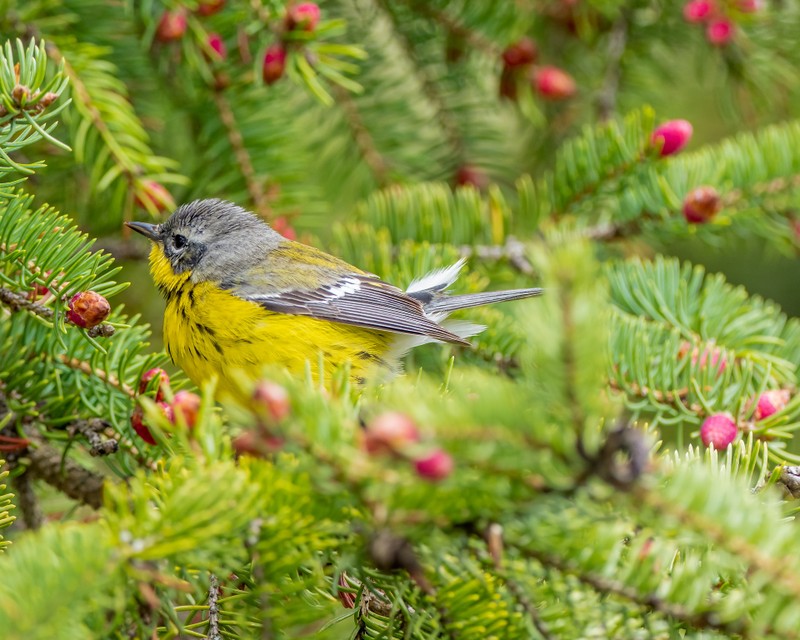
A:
[384,261,541,365]
[423,288,543,314]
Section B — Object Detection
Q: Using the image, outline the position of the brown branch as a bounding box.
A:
[11,467,43,530]
[87,323,116,338]
[212,91,272,218]
[331,85,390,187]
[207,573,222,640]
[459,237,534,275]
[0,286,55,320]
[26,438,105,509]
[58,354,135,397]
[68,418,118,457]
[608,377,703,414]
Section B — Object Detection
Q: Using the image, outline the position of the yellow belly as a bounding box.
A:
[162,280,392,401]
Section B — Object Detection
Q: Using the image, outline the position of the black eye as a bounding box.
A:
[173,234,188,250]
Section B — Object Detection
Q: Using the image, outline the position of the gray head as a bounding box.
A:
[126,199,283,281]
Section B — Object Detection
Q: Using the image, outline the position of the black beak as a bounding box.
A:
[125,221,160,242]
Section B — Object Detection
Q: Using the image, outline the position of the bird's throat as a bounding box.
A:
[149,245,191,298]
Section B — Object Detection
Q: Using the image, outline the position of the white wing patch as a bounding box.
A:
[406,258,466,294]
[244,276,361,302]
[323,277,361,298]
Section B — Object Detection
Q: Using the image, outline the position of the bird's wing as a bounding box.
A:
[221,241,470,345]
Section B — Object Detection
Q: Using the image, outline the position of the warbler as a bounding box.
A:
[127,199,542,399]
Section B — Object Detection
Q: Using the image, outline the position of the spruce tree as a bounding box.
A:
[2,2,800,638]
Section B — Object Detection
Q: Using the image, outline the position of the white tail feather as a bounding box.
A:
[406,258,466,294]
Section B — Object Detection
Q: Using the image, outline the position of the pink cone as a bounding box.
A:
[700,413,737,449]
[652,119,693,156]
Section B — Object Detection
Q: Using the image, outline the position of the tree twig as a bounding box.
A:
[67,418,118,457]
[608,377,703,414]
[207,573,222,640]
[459,237,534,275]
[0,286,55,320]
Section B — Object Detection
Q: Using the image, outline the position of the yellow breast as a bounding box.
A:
[150,248,391,401]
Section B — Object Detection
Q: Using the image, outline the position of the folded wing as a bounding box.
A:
[222,242,470,345]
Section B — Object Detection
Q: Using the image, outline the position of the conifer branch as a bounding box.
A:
[57,354,135,397]
[634,484,800,603]
[558,150,647,218]
[484,523,556,640]
[596,15,629,122]
[404,1,500,58]
[608,378,703,414]
[0,286,113,336]
[51,357,157,470]
[243,518,274,640]
[375,0,465,162]
[516,543,753,637]
[559,288,584,435]
[212,91,272,218]
[47,45,136,181]
[722,173,800,206]
[331,84,390,187]
[586,172,800,242]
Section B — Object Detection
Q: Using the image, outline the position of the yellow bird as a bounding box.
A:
[127,199,541,400]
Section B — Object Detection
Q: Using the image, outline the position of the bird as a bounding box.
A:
[127,199,542,400]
